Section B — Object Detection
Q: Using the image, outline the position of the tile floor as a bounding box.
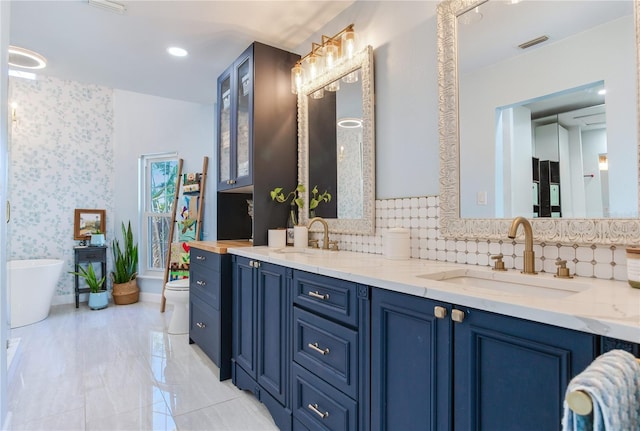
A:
[7,302,278,431]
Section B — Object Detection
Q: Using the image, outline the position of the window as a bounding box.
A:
[140,153,178,274]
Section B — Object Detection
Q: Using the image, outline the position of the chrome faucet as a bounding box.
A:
[508,216,537,275]
[308,217,330,250]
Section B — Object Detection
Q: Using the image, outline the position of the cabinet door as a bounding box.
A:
[257,262,289,405]
[233,49,253,189]
[371,289,452,431]
[453,307,595,431]
[217,65,233,189]
[232,256,257,378]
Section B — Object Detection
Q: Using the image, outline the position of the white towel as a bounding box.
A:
[562,349,640,431]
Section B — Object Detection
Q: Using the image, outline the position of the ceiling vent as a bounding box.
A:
[519,35,549,50]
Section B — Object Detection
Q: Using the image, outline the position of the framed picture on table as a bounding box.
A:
[74,209,106,240]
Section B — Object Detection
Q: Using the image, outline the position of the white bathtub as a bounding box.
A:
[8,259,64,328]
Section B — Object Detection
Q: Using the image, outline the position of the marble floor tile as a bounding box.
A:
[10,407,86,431]
[7,301,280,430]
[174,396,278,431]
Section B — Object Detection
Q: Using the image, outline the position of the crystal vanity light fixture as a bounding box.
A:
[290,24,358,98]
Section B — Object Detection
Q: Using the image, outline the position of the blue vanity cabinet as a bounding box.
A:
[371,288,452,431]
[291,271,370,431]
[231,255,293,431]
[371,288,596,431]
[188,248,232,381]
[453,306,596,430]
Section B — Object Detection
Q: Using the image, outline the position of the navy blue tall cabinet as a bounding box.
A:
[232,255,292,431]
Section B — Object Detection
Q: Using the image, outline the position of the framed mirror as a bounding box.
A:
[298,45,375,234]
[437,0,640,244]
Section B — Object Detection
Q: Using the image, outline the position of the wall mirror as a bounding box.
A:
[438,0,640,244]
[298,45,375,234]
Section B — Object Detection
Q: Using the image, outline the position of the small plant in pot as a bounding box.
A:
[69,264,108,310]
[111,221,140,305]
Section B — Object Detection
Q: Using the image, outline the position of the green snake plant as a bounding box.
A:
[111,221,138,284]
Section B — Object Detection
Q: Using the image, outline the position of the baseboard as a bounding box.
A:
[140,292,163,304]
[51,291,164,306]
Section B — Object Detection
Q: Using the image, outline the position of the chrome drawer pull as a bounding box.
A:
[196,255,206,261]
[308,342,330,356]
[196,322,206,329]
[307,403,329,419]
[308,291,329,300]
[196,280,206,286]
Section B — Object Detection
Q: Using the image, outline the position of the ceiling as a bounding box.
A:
[9,0,355,105]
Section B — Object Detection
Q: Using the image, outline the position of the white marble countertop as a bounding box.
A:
[228,246,640,344]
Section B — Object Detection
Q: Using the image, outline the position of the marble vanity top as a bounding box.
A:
[228,246,640,344]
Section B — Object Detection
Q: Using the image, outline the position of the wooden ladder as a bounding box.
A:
[160,156,208,312]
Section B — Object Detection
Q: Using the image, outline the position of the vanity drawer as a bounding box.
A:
[190,265,221,309]
[190,248,222,268]
[293,307,358,398]
[292,363,357,431]
[189,293,221,364]
[293,271,358,327]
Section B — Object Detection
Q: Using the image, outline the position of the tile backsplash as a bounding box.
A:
[311,196,629,281]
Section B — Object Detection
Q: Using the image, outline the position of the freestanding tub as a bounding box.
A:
[8,259,64,328]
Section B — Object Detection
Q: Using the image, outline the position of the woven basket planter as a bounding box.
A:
[112,279,139,305]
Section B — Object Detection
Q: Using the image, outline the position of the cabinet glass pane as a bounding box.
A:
[236,58,250,178]
[219,76,232,183]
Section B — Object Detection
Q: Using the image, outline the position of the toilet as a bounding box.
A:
[164,278,190,334]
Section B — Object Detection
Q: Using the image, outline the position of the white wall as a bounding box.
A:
[113,90,214,294]
[582,129,608,217]
[296,1,441,199]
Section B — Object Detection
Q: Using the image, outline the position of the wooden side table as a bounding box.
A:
[73,246,107,308]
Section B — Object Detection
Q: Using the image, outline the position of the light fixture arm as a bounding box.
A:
[295,24,355,66]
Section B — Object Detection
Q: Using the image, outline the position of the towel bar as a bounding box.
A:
[565,358,640,415]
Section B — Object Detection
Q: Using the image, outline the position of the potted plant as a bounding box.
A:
[308,185,332,218]
[69,264,108,310]
[270,184,332,245]
[111,221,140,305]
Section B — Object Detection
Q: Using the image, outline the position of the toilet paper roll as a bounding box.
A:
[268,229,286,248]
[294,226,308,249]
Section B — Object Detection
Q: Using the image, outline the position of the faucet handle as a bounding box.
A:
[491,254,507,271]
[554,259,573,279]
[328,240,339,251]
[309,239,320,249]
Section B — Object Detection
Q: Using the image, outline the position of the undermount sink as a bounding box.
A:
[417,268,590,299]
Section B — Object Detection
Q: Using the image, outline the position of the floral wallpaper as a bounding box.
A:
[8,76,114,300]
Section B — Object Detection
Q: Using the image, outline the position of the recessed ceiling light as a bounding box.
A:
[598,89,606,96]
[8,46,47,69]
[167,47,188,57]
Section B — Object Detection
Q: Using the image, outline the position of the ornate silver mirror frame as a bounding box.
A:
[437,0,640,245]
[298,45,375,234]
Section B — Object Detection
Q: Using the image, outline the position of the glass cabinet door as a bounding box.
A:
[235,55,251,184]
[218,72,232,186]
